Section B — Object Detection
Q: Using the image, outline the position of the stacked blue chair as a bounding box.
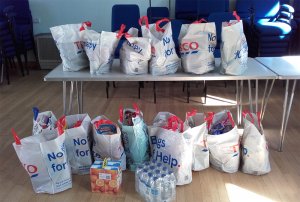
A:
[291,0,300,53]
[147,7,169,23]
[197,0,228,20]
[175,0,198,22]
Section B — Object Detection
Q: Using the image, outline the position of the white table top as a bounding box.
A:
[256,56,300,79]
[44,58,277,82]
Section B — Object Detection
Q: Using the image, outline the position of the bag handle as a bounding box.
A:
[192,18,207,24]
[226,111,235,127]
[233,11,241,22]
[164,115,184,133]
[205,112,215,130]
[119,106,124,123]
[32,107,39,121]
[132,103,140,115]
[257,112,261,128]
[94,119,114,129]
[155,18,170,33]
[186,109,197,119]
[12,128,21,145]
[79,21,92,31]
[116,24,126,39]
[139,16,149,29]
[57,116,67,136]
[243,110,262,131]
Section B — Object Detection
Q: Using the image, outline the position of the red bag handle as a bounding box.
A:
[79,21,92,31]
[186,109,197,119]
[139,16,149,29]
[119,106,124,123]
[242,110,255,124]
[226,111,235,127]
[57,116,66,136]
[94,119,114,129]
[257,112,261,128]
[205,112,215,130]
[192,18,207,24]
[116,24,126,39]
[163,115,184,133]
[132,103,140,115]
[233,11,241,22]
[12,128,21,145]
[155,18,170,33]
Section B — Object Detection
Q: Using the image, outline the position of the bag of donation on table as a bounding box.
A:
[184,110,209,171]
[91,115,126,170]
[12,129,72,194]
[148,112,193,185]
[118,103,150,171]
[206,110,240,173]
[80,22,125,74]
[220,11,248,75]
[140,16,181,76]
[57,114,92,175]
[178,19,217,74]
[120,27,151,75]
[50,22,89,71]
[241,111,271,175]
[32,107,57,141]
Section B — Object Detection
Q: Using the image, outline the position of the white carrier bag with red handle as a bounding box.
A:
[50,22,89,71]
[220,11,248,75]
[57,114,92,175]
[241,111,271,175]
[148,112,193,185]
[179,19,216,74]
[140,16,181,76]
[184,110,209,171]
[206,110,240,173]
[120,27,151,75]
[12,129,72,194]
[80,23,125,74]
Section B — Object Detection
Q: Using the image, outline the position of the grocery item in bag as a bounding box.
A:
[179,19,216,74]
[12,129,72,194]
[50,22,89,71]
[220,11,248,75]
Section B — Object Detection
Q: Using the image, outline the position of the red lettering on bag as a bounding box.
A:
[180,42,199,52]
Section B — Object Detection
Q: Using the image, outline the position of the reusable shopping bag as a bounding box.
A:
[120,27,151,75]
[184,110,209,171]
[12,129,72,194]
[179,19,216,74]
[57,114,92,175]
[91,115,126,170]
[241,111,271,175]
[118,103,150,171]
[140,16,181,76]
[80,23,125,74]
[50,22,89,71]
[206,110,240,173]
[220,11,248,75]
[32,107,57,141]
[148,112,193,185]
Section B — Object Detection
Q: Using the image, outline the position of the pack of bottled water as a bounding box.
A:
[135,159,176,202]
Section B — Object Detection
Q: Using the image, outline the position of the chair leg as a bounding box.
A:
[153,81,156,104]
[4,58,10,85]
[16,55,25,76]
[187,82,190,103]
[106,81,110,99]
[113,81,116,88]
[182,82,185,92]
[23,51,29,75]
[138,82,141,99]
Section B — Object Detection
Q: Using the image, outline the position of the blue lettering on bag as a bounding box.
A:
[150,136,165,148]
[84,42,97,51]
[152,149,179,168]
[47,149,68,172]
[127,41,143,53]
[163,37,171,46]
[234,50,241,59]
[208,33,216,42]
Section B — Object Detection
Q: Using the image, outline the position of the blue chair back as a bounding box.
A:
[235,0,252,19]
[175,0,198,21]
[197,0,226,19]
[111,4,140,32]
[147,7,169,23]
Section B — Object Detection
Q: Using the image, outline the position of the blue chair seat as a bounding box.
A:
[254,21,292,35]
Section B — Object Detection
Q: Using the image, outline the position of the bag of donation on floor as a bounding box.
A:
[12,129,72,194]
[91,115,126,170]
[50,22,90,71]
[241,111,271,175]
[178,19,216,74]
[220,11,248,75]
[120,27,151,75]
[118,103,150,171]
[32,107,57,141]
[80,22,125,74]
[184,110,209,171]
[57,114,92,175]
[206,110,240,173]
[140,16,181,76]
[148,112,193,185]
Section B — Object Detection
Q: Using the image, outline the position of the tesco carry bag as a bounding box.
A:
[120,27,151,75]
[32,107,57,141]
[57,114,92,175]
[118,103,150,171]
[12,129,72,194]
[148,112,193,185]
[50,22,89,71]
[220,11,248,75]
[179,19,216,74]
[241,111,271,175]
[185,110,209,171]
[91,115,126,170]
[206,110,240,173]
[140,16,181,75]
[80,23,125,74]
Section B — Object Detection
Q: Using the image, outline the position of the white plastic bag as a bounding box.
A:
[120,27,151,75]
[185,110,209,171]
[91,115,126,170]
[179,19,216,74]
[148,112,193,185]
[12,129,72,194]
[241,111,271,175]
[140,16,181,76]
[220,11,248,75]
[57,114,92,175]
[50,22,89,71]
[207,110,240,173]
[80,23,125,74]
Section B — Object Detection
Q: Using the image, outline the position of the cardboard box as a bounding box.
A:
[90,160,122,193]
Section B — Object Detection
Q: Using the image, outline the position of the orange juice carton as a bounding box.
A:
[90,159,122,193]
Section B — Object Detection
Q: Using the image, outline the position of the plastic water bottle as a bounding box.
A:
[161,166,169,175]
[145,173,153,202]
[168,171,177,201]
[154,169,161,178]
[135,165,144,193]
[139,169,149,197]
[143,161,151,169]
[150,177,162,202]
[150,159,157,165]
